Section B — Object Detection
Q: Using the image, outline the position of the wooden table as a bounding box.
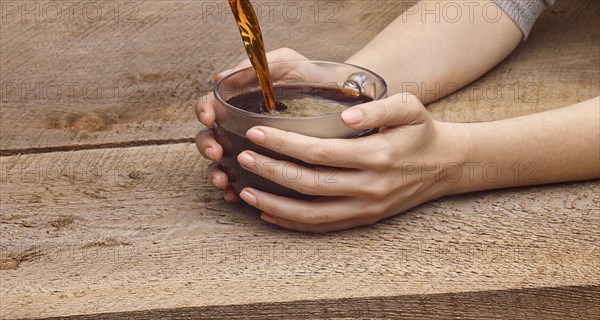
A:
[1,0,598,318]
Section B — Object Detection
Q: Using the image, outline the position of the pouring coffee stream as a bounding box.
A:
[228,0,277,113]
[228,0,364,115]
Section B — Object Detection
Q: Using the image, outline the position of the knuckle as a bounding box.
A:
[367,182,388,199]
[276,47,295,58]
[305,142,331,164]
[363,215,382,227]
[394,93,427,124]
[406,93,418,103]
[397,92,417,104]
[301,180,325,195]
[371,147,393,170]
[266,162,278,180]
[212,172,227,188]
[259,199,279,216]
[361,201,387,220]
[365,177,394,199]
[405,95,422,111]
[197,95,213,108]
[304,211,329,225]
[235,58,252,69]
[196,129,214,147]
[195,133,206,153]
[267,133,287,153]
[195,101,203,119]
[378,99,395,123]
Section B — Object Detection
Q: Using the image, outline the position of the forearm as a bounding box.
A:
[453,97,600,194]
[346,0,522,103]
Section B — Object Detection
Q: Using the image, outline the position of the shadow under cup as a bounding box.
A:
[213,61,387,199]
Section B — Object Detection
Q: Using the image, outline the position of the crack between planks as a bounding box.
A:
[0,138,196,157]
[30,285,600,320]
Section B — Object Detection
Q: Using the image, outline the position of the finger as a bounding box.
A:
[196,94,217,127]
[245,126,390,169]
[196,128,223,161]
[208,163,241,203]
[259,212,375,233]
[341,93,431,130]
[208,162,229,189]
[239,187,383,225]
[223,186,241,202]
[209,49,312,161]
[214,48,309,84]
[231,48,308,72]
[237,150,371,197]
[214,68,235,83]
[265,47,308,62]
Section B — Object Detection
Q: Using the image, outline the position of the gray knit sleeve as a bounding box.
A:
[492,0,555,39]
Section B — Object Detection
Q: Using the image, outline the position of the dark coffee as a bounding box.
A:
[226,84,372,117]
[218,84,372,199]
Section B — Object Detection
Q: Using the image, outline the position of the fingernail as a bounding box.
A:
[240,189,257,206]
[341,108,363,125]
[261,213,277,224]
[216,68,233,79]
[206,147,214,160]
[237,152,254,167]
[199,111,206,124]
[246,128,265,143]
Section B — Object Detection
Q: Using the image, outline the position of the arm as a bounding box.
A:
[455,97,600,193]
[197,0,526,198]
[346,0,522,103]
[196,0,598,234]
[236,96,600,233]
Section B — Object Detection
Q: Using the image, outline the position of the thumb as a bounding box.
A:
[214,68,235,83]
[214,59,254,83]
[213,48,307,83]
[341,93,430,130]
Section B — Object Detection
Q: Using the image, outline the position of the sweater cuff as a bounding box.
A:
[492,0,555,40]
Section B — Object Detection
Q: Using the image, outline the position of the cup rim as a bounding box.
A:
[213,60,388,120]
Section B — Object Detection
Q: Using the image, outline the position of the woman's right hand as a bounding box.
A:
[195,48,309,201]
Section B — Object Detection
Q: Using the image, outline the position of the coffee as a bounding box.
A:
[218,84,373,199]
[226,84,373,117]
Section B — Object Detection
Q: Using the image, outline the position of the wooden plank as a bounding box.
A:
[1,143,598,318]
[0,0,413,154]
[2,0,599,155]
[37,286,600,319]
[1,0,599,318]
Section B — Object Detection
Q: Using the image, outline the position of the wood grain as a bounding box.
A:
[1,0,599,318]
[1,143,598,318]
[37,286,600,319]
[2,0,598,155]
[0,0,413,155]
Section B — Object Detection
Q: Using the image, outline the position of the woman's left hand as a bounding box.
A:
[237,93,472,233]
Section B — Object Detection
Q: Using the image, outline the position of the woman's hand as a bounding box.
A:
[236,93,472,233]
[195,48,309,201]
